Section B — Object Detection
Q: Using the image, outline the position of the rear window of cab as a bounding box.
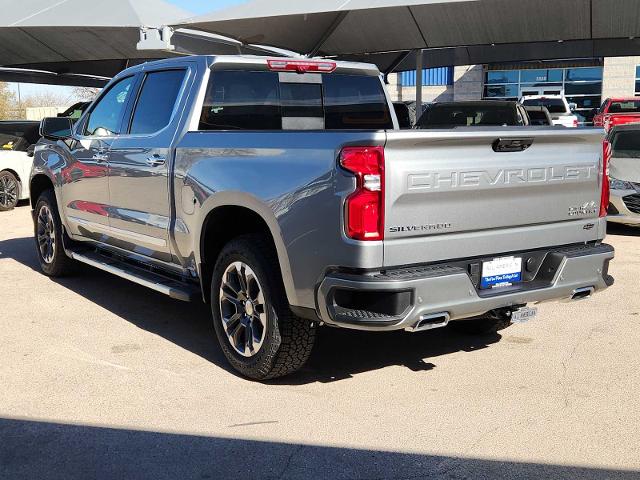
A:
[608,100,640,113]
[198,71,393,131]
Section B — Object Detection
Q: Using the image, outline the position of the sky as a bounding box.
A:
[8,0,247,108]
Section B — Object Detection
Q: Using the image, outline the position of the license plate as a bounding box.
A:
[511,306,538,323]
[481,256,522,289]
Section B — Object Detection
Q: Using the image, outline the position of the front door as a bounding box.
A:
[107,68,189,263]
[62,76,137,241]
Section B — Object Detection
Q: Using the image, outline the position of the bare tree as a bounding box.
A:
[71,86,102,102]
[0,82,18,119]
[23,92,72,107]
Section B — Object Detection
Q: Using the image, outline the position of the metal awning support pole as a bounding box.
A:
[415,49,423,115]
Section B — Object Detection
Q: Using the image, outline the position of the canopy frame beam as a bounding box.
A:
[415,49,423,116]
[307,11,348,58]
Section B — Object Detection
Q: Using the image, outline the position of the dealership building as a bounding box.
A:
[388,56,640,124]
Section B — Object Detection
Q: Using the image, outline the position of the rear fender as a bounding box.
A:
[195,191,298,306]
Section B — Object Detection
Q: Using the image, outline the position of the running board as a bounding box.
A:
[67,249,200,302]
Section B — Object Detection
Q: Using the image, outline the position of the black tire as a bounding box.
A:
[0,170,20,211]
[449,316,512,335]
[34,189,75,277]
[211,234,316,380]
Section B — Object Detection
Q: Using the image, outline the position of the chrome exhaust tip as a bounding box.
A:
[571,286,595,301]
[405,312,450,332]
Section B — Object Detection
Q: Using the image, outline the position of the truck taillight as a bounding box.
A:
[600,140,611,217]
[267,59,336,74]
[340,146,385,241]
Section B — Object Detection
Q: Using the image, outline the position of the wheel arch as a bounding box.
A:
[196,196,297,307]
[29,174,55,209]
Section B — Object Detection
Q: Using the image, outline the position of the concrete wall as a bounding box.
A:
[386,73,454,103]
[392,57,640,104]
[25,107,66,121]
[602,56,640,99]
[453,65,483,101]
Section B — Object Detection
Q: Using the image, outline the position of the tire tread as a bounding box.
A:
[212,234,316,380]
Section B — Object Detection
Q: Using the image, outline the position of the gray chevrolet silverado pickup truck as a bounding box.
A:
[30,55,614,379]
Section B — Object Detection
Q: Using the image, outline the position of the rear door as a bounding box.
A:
[61,75,136,239]
[107,66,191,262]
[383,128,605,266]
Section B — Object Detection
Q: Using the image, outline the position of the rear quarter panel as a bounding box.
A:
[173,130,386,308]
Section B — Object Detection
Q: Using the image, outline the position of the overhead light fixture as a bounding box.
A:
[137,26,175,51]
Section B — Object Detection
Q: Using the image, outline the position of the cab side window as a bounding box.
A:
[84,76,136,137]
[199,71,281,130]
[129,70,186,135]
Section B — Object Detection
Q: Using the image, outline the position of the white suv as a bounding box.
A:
[0,121,39,211]
[520,95,579,128]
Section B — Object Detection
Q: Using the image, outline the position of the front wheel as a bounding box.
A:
[211,234,316,380]
[34,190,75,277]
[0,170,20,211]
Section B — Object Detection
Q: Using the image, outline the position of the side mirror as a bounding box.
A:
[569,102,578,111]
[26,145,35,157]
[40,117,73,140]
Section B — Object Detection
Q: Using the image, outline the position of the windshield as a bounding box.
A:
[417,104,516,128]
[522,98,567,114]
[608,100,640,114]
[612,130,640,158]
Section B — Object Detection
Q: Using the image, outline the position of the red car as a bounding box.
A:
[593,98,640,130]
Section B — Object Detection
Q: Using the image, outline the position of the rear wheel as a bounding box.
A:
[34,190,75,277]
[211,234,316,380]
[0,171,20,211]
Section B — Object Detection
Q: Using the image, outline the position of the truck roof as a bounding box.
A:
[608,123,640,135]
[426,100,517,108]
[115,55,381,78]
[605,97,639,102]
[520,94,565,100]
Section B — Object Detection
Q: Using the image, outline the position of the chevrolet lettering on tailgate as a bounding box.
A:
[408,165,598,191]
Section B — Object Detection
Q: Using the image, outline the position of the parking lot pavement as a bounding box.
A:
[1,203,639,480]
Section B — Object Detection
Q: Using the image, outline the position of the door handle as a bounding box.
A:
[146,154,166,167]
[92,152,108,162]
[492,138,534,153]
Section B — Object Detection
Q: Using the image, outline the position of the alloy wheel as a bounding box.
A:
[36,205,56,264]
[219,261,268,357]
[0,174,18,209]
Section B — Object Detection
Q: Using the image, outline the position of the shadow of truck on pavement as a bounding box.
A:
[0,235,501,384]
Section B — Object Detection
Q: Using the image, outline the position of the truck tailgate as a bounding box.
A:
[383,128,605,266]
